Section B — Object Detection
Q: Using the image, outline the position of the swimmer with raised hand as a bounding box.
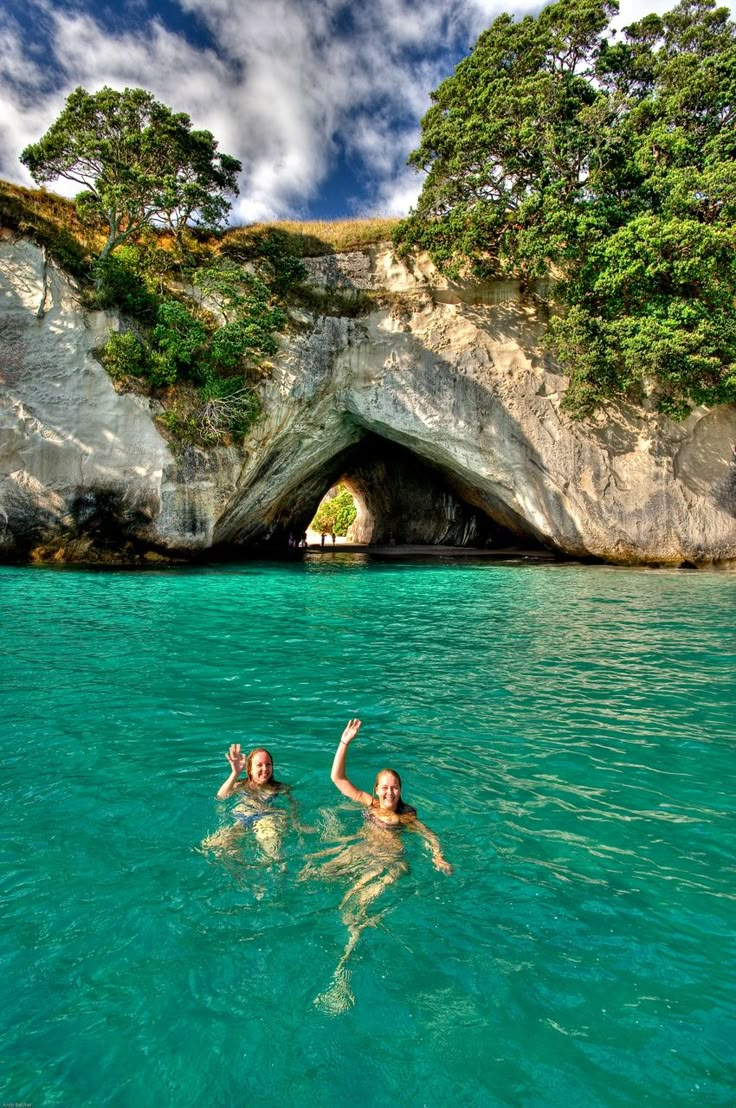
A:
[331,718,453,873]
[216,743,278,798]
[311,718,453,1012]
[204,744,289,859]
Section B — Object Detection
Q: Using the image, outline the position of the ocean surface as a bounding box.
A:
[2,555,735,1107]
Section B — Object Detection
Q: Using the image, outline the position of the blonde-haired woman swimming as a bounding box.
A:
[203,743,290,860]
[308,718,452,1012]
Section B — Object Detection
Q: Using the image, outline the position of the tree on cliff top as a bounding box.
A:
[21,86,242,261]
[395,0,736,419]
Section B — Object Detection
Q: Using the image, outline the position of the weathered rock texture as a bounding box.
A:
[1,233,735,566]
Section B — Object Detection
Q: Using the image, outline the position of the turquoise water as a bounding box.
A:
[2,556,735,1107]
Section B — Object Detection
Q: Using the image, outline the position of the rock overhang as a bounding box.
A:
[1,235,735,567]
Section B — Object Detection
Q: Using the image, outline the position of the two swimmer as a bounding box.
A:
[205,723,451,869]
[203,720,453,1011]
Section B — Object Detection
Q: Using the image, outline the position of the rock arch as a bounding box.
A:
[2,237,735,567]
[211,430,538,553]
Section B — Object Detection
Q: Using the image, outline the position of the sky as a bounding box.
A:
[0,0,726,224]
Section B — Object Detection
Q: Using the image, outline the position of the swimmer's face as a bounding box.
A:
[375,772,401,811]
[249,751,273,785]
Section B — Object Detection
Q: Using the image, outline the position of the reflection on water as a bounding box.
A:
[1,560,735,1106]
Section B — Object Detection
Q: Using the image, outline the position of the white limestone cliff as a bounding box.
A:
[1,233,734,566]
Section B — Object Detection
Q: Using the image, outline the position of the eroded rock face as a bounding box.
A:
[1,233,735,566]
[0,236,241,560]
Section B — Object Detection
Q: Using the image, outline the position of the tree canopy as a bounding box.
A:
[21,86,242,260]
[310,485,357,536]
[395,0,736,418]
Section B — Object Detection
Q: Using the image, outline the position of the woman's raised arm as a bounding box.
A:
[330,719,372,806]
[216,743,247,799]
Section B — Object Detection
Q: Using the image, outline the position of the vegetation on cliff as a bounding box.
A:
[91,230,301,444]
[396,0,736,419]
[0,171,398,444]
[7,84,399,447]
[12,89,272,444]
[20,86,241,261]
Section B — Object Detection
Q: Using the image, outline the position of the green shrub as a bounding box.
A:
[192,258,251,322]
[147,352,179,388]
[91,250,158,319]
[208,321,256,371]
[310,484,357,536]
[156,408,200,444]
[100,331,149,380]
[192,264,286,372]
[151,300,207,373]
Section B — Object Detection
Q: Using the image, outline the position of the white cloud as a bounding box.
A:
[0,13,55,184]
[371,166,424,218]
[179,0,453,216]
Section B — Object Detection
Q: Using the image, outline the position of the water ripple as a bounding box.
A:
[1,560,735,1106]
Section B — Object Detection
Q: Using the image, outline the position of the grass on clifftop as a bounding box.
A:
[0,180,399,259]
[225,217,399,255]
[0,180,102,275]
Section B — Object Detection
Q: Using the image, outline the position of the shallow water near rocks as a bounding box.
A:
[2,556,735,1107]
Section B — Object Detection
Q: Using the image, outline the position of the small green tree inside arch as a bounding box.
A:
[310,484,357,536]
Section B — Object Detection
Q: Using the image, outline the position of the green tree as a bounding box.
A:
[332,486,358,535]
[396,0,736,417]
[21,86,241,261]
[311,485,357,536]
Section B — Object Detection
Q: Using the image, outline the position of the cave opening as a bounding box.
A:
[261,432,548,553]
